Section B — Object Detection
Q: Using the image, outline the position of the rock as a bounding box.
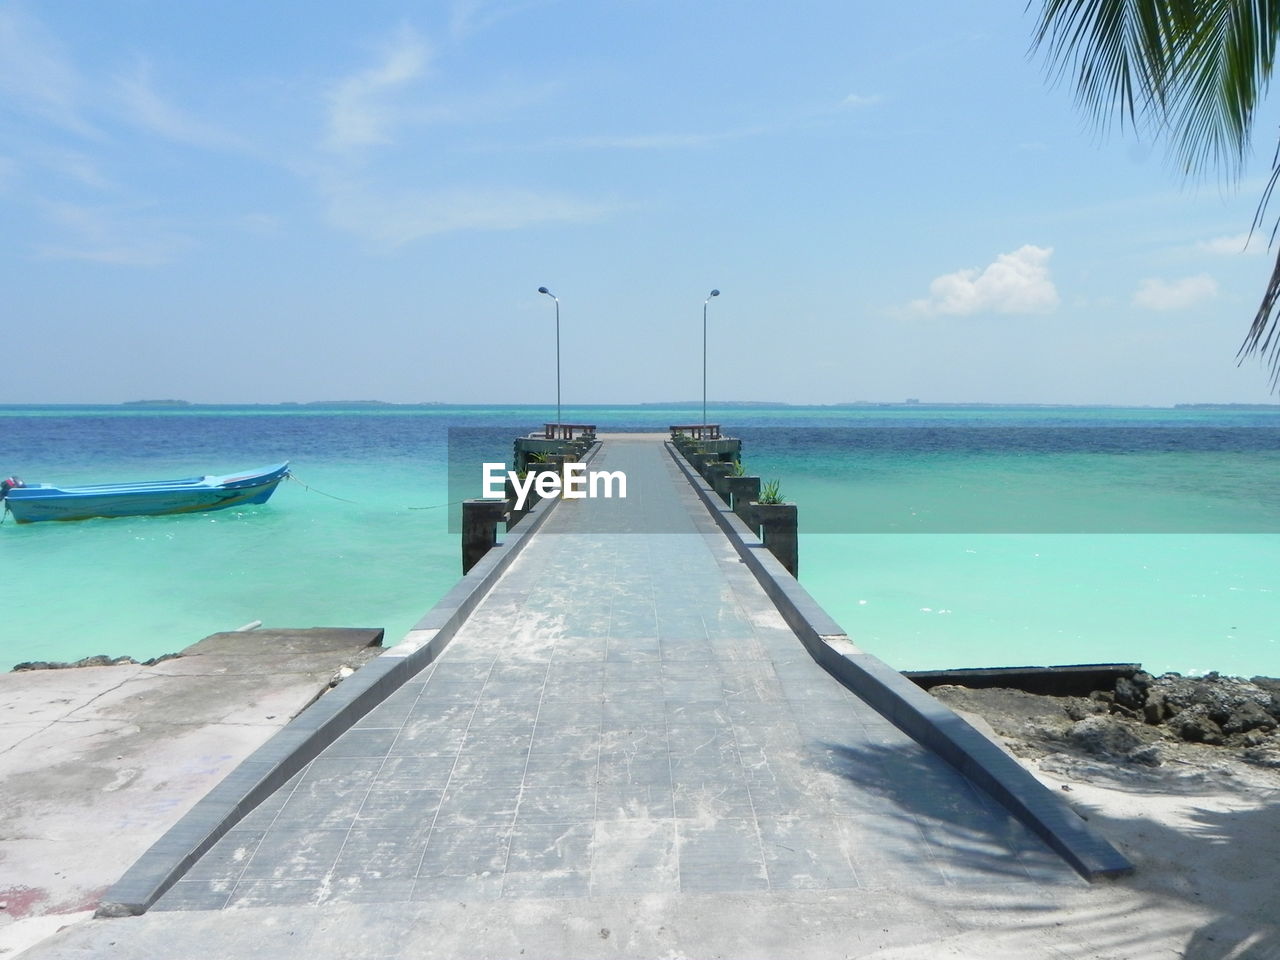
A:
[1064,698,1107,721]
[1267,695,1280,723]
[1068,715,1145,758]
[12,655,139,671]
[1251,675,1280,691]
[141,652,182,667]
[1222,700,1276,735]
[1126,744,1162,766]
[1143,689,1167,725]
[328,664,356,687]
[1167,704,1225,745]
[1108,702,1141,721]
[1114,676,1143,710]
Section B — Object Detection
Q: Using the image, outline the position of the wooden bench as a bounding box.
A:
[544,423,597,440]
[670,424,720,440]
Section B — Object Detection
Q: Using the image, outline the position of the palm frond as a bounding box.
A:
[1031,0,1280,383]
[1030,0,1180,135]
[1163,1,1280,176]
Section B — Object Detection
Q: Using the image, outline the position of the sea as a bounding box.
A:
[2,403,1278,678]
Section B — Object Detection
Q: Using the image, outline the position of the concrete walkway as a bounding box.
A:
[146,436,1074,912]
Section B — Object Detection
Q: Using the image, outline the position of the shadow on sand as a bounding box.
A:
[817,739,1280,959]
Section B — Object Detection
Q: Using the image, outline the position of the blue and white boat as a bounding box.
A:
[1,462,290,524]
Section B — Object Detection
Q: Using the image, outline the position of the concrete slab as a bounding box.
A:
[0,628,381,944]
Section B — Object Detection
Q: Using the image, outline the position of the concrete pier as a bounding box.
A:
[155,436,1115,903]
[26,433,1135,959]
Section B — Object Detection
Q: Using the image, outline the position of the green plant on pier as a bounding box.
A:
[729,459,745,477]
[757,479,784,504]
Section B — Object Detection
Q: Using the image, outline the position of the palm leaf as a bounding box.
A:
[1031,0,1280,384]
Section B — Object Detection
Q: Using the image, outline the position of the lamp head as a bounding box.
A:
[709,289,720,298]
[538,286,553,296]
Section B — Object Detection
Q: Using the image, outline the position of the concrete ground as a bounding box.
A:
[0,627,381,957]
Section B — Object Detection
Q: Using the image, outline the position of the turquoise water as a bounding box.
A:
[2,404,1278,677]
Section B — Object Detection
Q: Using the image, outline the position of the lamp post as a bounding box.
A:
[537,286,560,427]
[702,289,720,428]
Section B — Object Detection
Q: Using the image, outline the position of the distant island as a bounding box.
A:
[1174,403,1280,410]
[90,399,1280,410]
[300,400,396,408]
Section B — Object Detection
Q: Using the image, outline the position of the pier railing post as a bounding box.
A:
[504,474,528,528]
[704,462,732,503]
[753,502,798,578]
[725,476,760,532]
[462,498,507,574]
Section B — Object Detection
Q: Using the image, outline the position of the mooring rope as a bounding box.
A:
[286,473,472,512]
[408,499,469,511]
[285,472,360,504]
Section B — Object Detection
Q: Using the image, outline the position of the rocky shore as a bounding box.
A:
[11,653,182,671]
[930,670,1280,770]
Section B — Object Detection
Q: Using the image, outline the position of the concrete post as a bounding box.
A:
[704,462,732,504]
[505,474,527,529]
[725,476,760,532]
[753,502,798,578]
[462,498,507,574]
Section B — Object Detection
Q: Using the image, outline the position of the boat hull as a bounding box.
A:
[3,463,289,524]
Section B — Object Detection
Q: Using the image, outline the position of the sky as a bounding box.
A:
[4,1,1280,406]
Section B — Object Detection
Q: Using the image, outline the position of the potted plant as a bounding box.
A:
[751,480,798,576]
[724,466,760,526]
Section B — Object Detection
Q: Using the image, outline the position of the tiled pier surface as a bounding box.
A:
[155,436,1076,911]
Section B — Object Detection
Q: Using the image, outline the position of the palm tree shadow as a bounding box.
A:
[812,738,1079,887]
[816,738,1280,958]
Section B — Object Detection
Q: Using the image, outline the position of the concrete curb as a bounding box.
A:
[96,442,602,918]
[664,441,1134,882]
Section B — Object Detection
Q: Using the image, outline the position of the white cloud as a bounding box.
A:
[1132,274,1218,310]
[40,150,117,190]
[449,0,548,41]
[1197,232,1264,256]
[323,181,613,247]
[326,26,430,150]
[542,126,767,151]
[36,201,190,266]
[910,245,1060,315]
[842,93,882,107]
[0,6,95,136]
[114,63,244,150]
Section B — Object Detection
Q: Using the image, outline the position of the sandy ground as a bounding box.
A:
[922,692,1280,959]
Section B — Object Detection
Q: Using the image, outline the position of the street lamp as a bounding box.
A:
[537,286,561,427]
[703,289,720,428]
